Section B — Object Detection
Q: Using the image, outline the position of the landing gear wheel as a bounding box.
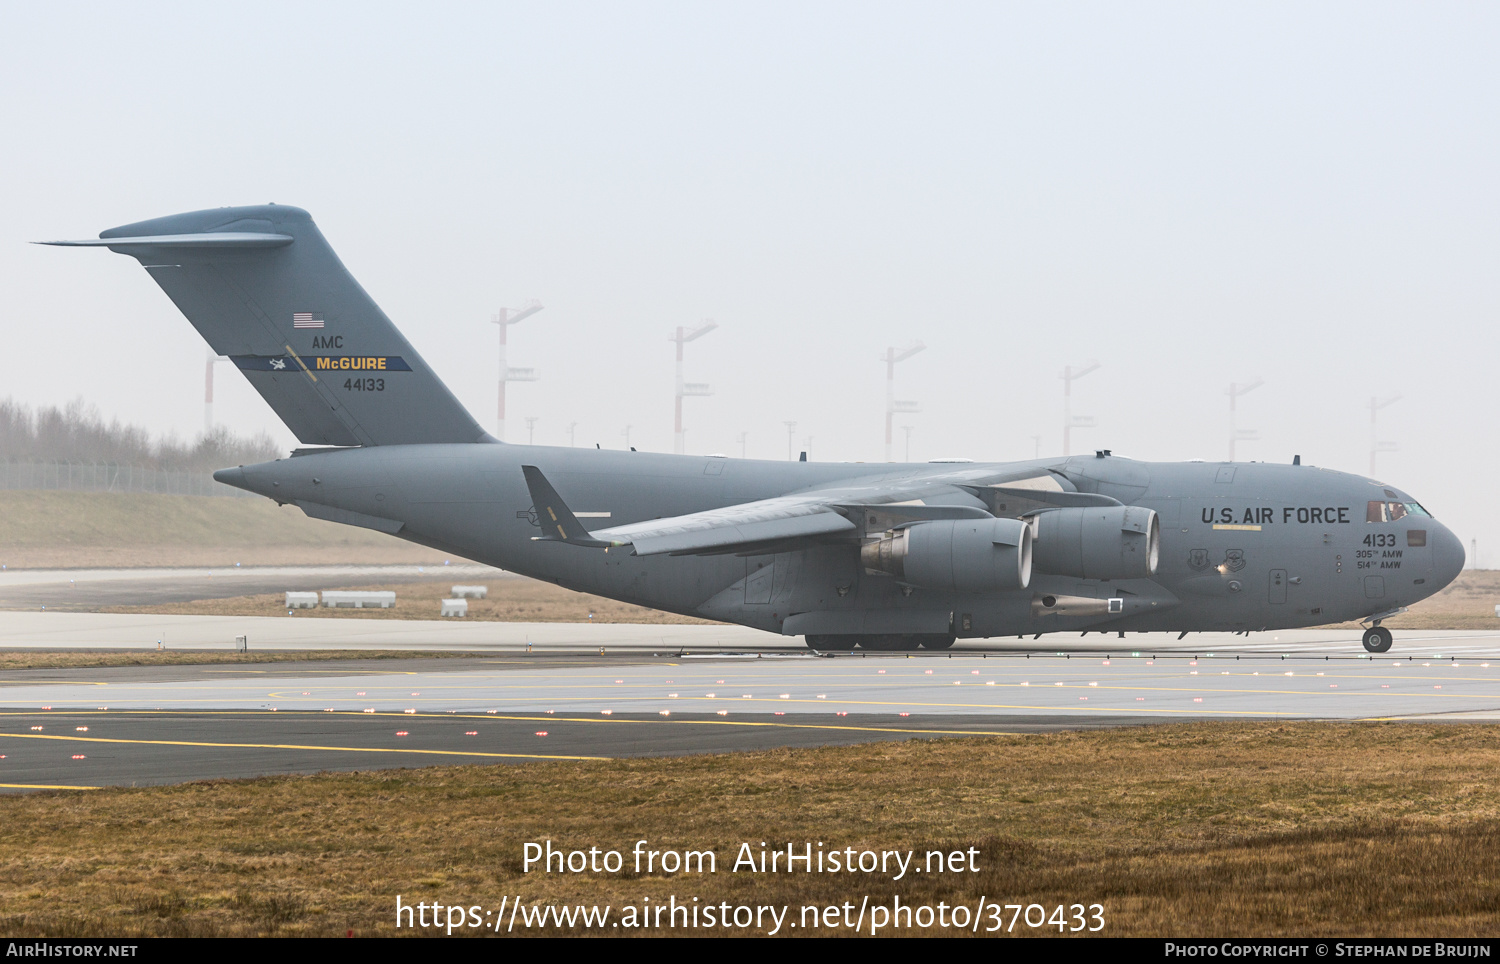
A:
[805,634,856,652]
[859,635,904,651]
[920,635,956,651]
[1362,626,1393,654]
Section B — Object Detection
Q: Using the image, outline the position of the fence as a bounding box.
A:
[0,459,252,497]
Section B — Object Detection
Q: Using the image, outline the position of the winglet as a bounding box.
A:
[521,465,613,548]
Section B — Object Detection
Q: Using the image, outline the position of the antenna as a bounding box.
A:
[1227,378,1264,461]
[883,342,924,461]
[1061,361,1100,456]
[491,300,543,441]
[670,320,718,455]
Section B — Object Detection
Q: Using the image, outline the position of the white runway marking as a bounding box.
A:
[4,655,1498,720]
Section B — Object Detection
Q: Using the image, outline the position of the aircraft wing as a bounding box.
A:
[522,462,1076,557]
[592,497,859,556]
[523,464,857,554]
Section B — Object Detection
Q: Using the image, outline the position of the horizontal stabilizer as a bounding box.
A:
[38,233,293,249]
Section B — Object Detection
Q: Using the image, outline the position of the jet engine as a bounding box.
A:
[860,518,1032,592]
[1029,505,1159,580]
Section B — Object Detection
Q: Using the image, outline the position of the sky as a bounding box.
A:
[1,3,1496,562]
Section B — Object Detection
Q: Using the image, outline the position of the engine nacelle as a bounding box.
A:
[1030,505,1159,580]
[860,518,1032,592]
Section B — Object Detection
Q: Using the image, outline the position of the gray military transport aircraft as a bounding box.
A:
[44,205,1466,654]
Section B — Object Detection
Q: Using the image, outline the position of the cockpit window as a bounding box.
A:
[1367,501,1432,522]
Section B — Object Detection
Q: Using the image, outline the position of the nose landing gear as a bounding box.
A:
[1362,625,1393,653]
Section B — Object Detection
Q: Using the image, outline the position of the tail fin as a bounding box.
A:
[43,205,487,447]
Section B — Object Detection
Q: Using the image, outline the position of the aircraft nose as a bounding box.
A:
[1429,523,1466,589]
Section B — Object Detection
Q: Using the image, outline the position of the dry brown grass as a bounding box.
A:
[0,491,468,568]
[1324,569,1500,630]
[0,721,1497,937]
[106,578,719,625]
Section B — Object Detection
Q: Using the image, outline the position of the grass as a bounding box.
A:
[1325,569,1500,630]
[0,491,460,567]
[0,721,1497,937]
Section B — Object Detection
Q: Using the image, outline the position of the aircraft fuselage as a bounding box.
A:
[217,445,1466,641]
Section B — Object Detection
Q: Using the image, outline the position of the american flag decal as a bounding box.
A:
[292,312,325,329]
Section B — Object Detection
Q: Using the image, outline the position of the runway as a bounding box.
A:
[2,649,1497,790]
[4,609,1500,657]
[2,564,1497,792]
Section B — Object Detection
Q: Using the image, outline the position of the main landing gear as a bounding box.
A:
[804,634,955,652]
[1362,625,1393,654]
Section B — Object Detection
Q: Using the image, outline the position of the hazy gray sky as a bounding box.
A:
[2,3,1496,561]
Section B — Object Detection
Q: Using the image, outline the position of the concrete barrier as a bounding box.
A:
[440,598,468,617]
[451,585,488,599]
[321,591,396,609]
[285,592,319,609]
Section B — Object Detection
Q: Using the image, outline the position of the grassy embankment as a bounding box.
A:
[0,721,1496,937]
[0,490,459,568]
[1325,568,1500,630]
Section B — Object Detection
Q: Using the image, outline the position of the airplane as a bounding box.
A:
[43,204,1466,655]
